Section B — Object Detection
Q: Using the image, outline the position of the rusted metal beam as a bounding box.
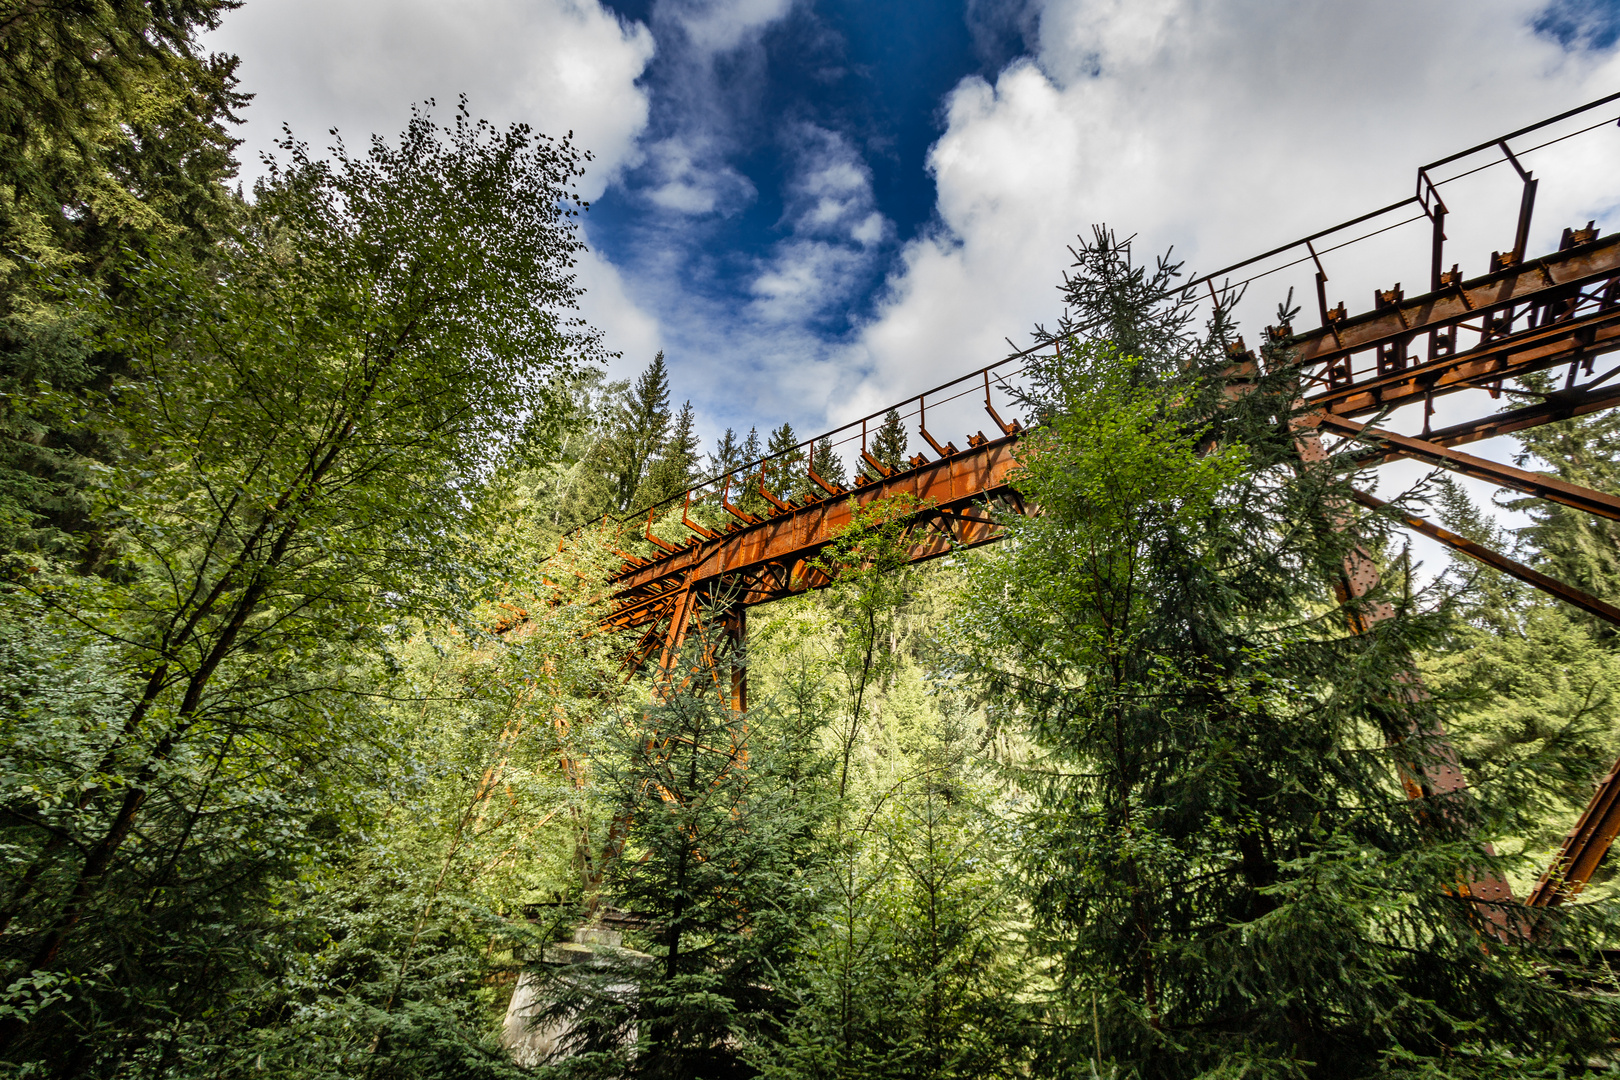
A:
[601,435,1021,634]
[1289,233,1620,419]
[1320,413,1620,521]
[1529,755,1620,907]
[1293,420,1522,933]
[1349,490,1620,627]
[1305,315,1620,420]
[1353,489,1620,910]
[1354,380,1620,462]
[1292,233,1620,371]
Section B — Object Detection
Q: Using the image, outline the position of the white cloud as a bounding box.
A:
[573,230,664,372]
[845,0,1620,419]
[644,136,759,214]
[780,124,886,243]
[207,0,666,376]
[208,0,655,199]
[740,124,892,326]
[667,0,795,56]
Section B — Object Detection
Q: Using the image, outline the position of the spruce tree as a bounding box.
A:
[738,426,766,515]
[1,0,246,561]
[955,228,1620,1079]
[607,353,672,512]
[709,427,744,482]
[1421,479,1620,858]
[1504,372,1620,642]
[638,400,701,508]
[531,629,823,1079]
[868,408,907,477]
[811,436,847,490]
[764,422,806,503]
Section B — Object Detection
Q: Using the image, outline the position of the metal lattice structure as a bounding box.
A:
[571,92,1620,907]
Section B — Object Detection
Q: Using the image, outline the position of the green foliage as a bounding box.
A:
[955,232,1620,1079]
[531,629,824,1080]
[0,0,246,561]
[744,502,1030,1080]
[811,434,846,489]
[709,426,745,481]
[5,27,1614,1071]
[639,400,701,509]
[0,0,244,270]
[0,101,601,1070]
[813,494,930,800]
[610,353,673,513]
[1506,372,1620,642]
[1420,479,1620,900]
[764,421,805,503]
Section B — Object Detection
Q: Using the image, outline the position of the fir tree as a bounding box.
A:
[1422,478,1620,856]
[867,408,907,478]
[811,436,847,490]
[764,422,806,503]
[1,0,247,561]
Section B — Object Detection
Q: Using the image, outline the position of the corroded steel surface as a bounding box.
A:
[1294,233,1620,418]
[601,436,1022,664]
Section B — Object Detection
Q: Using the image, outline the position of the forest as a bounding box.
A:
[2,3,1619,1078]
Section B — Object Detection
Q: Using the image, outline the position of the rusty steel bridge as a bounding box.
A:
[566,93,1620,915]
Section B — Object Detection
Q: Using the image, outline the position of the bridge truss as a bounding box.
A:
[569,93,1620,910]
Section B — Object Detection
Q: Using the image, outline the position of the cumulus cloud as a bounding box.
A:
[843,0,1620,418]
[209,0,655,197]
[207,0,663,374]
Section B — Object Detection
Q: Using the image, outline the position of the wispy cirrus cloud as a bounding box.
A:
[748,124,892,325]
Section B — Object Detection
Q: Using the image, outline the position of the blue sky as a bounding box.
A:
[214,0,1620,458]
[584,0,1029,337]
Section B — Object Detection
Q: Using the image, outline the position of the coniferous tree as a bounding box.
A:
[956,227,1620,1080]
[639,400,701,509]
[709,427,744,482]
[764,422,806,502]
[737,426,767,515]
[1421,478,1620,859]
[606,353,672,512]
[811,436,847,490]
[1505,372,1620,641]
[0,0,247,561]
[867,408,907,478]
[533,627,825,1080]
